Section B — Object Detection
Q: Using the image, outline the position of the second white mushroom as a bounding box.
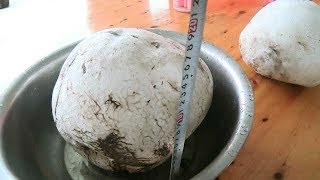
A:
[239,0,320,87]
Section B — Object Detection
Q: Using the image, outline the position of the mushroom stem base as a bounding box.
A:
[64,143,126,180]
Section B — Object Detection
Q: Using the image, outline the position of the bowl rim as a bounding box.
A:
[0,28,254,180]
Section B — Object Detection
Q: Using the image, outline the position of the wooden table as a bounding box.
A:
[86,0,320,179]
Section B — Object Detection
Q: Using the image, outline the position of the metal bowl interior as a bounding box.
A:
[0,29,254,180]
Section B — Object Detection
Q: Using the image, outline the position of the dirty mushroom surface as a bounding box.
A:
[52,28,213,173]
[239,0,320,87]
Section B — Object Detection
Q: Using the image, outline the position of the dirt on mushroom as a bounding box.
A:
[52,28,213,173]
[239,0,320,87]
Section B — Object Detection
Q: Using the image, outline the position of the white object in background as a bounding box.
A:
[0,0,91,94]
[173,0,191,13]
[239,0,320,87]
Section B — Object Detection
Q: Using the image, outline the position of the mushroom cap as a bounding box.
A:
[52,28,213,172]
[239,0,320,87]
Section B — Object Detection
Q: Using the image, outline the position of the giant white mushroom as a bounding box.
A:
[52,28,213,173]
[239,0,320,87]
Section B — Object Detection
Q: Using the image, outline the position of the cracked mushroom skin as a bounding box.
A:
[52,28,213,173]
[239,0,320,87]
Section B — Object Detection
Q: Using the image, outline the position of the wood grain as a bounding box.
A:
[87,0,320,179]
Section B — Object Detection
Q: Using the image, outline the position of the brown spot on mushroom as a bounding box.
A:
[270,45,280,57]
[273,172,283,180]
[198,61,205,73]
[153,144,169,157]
[154,119,162,129]
[81,51,87,56]
[238,10,246,14]
[230,161,235,165]
[223,29,228,34]
[108,31,120,36]
[105,95,121,109]
[151,42,160,48]
[268,45,284,74]
[88,57,93,63]
[297,41,308,51]
[97,131,154,171]
[76,142,90,155]
[262,118,269,122]
[279,72,289,81]
[249,61,259,72]
[264,72,273,79]
[89,97,102,116]
[150,25,158,28]
[82,63,86,74]
[67,56,77,68]
[167,81,178,92]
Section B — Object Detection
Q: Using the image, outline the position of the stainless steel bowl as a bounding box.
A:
[0,29,254,180]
